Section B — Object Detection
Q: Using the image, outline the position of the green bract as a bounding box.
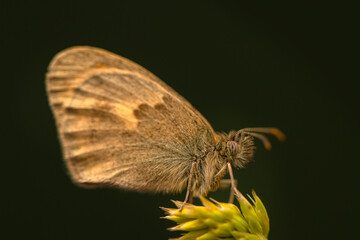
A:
[162,190,269,240]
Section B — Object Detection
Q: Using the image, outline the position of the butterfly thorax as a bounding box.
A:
[191,131,255,196]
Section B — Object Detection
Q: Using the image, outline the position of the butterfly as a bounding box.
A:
[46,46,284,206]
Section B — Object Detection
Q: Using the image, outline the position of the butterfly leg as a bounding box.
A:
[180,161,196,211]
[227,162,242,199]
[189,191,194,204]
[219,179,238,203]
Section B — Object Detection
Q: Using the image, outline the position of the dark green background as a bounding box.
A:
[3,1,358,239]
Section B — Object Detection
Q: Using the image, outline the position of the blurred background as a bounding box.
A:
[2,0,358,239]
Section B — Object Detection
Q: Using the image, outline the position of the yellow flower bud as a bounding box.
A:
[162,190,270,240]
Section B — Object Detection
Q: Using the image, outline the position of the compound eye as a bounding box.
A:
[227,141,239,156]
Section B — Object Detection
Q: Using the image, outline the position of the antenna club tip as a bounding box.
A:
[270,128,286,141]
[265,142,272,150]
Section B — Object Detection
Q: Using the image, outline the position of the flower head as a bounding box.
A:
[162,190,269,240]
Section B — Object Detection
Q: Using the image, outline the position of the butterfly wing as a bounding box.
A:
[46,46,216,193]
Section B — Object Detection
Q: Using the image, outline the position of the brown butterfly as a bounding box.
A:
[46,46,284,206]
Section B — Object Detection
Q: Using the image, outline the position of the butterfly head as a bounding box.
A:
[226,131,256,168]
